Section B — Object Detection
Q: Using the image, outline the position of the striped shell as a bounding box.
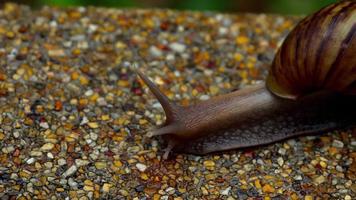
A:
[266,0,356,99]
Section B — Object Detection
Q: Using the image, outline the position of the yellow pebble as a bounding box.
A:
[102,183,112,193]
[88,122,99,129]
[0,132,5,140]
[305,195,313,200]
[255,179,262,189]
[153,194,160,200]
[262,184,275,193]
[141,173,149,180]
[236,36,249,45]
[114,160,123,168]
[234,53,243,62]
[291,193,299,200]
[203,160,215,168]
[319,161,327,168]
[101,115,110,121]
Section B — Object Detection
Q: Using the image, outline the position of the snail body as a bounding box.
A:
[136,1,356,158]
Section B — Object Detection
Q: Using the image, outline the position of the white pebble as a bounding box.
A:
[199,95,210,101]
[90,132,98,141]
[39,122,49,129]
[58,158,67,166]
[47,152,54,159]
[68,178,78,188]
[332,140,344,148]
[2,146,15,153]
[75,159,90,167]
[26,158,35,164]
[13,131,20,138]
[219,27,228,35]
[169,42,186,53]
[85,90,94,96]
[62,165,78,178]
[80,116,89,125]
[277,157,284,166]
[88,24,98,33]
[166,54,175,61]
[278,148,286,155]
[135,163,147,172]
[149,46,163,57]
[220,186,231,196]
[350,141,356,146]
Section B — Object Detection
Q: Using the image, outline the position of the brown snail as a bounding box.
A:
[136,1,356,159]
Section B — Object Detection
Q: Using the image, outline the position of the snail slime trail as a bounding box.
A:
[136,1,356,159]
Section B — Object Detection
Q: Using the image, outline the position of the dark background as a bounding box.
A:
[2,0,338,14]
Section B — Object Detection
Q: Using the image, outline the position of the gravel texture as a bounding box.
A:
[0,3,355,200]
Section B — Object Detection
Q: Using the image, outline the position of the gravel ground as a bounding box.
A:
[0,3,355,200]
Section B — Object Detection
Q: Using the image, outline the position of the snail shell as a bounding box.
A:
[267,1,356,99]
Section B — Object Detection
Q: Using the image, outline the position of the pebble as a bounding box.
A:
[169,42,186,53]
[102,183,112,193]
[277,157,284,166]
[220,186,231,195]
[62,165,78,178]
[314,175,326,185]
[262,184,275,193]
[40,143,54,151]
[136,163,147,172]
[95,162,107,169]
[26,158,35,164]
[332,140,344,148]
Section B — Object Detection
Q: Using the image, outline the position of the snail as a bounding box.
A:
[136,0,356,159]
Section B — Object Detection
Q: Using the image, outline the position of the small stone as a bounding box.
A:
[90,132,98,141]
[102,183,112,193]
[39,122,49,129]
[169,42,186,53]
[68,178,78,188]
[294,175,303,180]
[40,143,54,151]
[26,157,35,164]
[13,131,20,138]
[58,158,66,166]
[278,148,286,155]
[255,179,262,189]
[262,184,275,193]
[0,132,5,140]
[75,159,89,167]
[236,36,249,45]
[319,161,327,168]
[140,173,149,180]
[62,165,78,178]
[114,160,123,168]
[84,185,94,191]
[149,46,163,57]
[332,140,344,148]
[30,151,43,157]
[277,157,284,166]
[220,186,231,196]
[48,49,65,57]
[136,163,147,172]
[344,195,352,200]
[88,122,99,129]
[47,152,54,159]
[203,160,215,168]
[304,195,313,200]
[313,175,326,185]
[95,162,107,169]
